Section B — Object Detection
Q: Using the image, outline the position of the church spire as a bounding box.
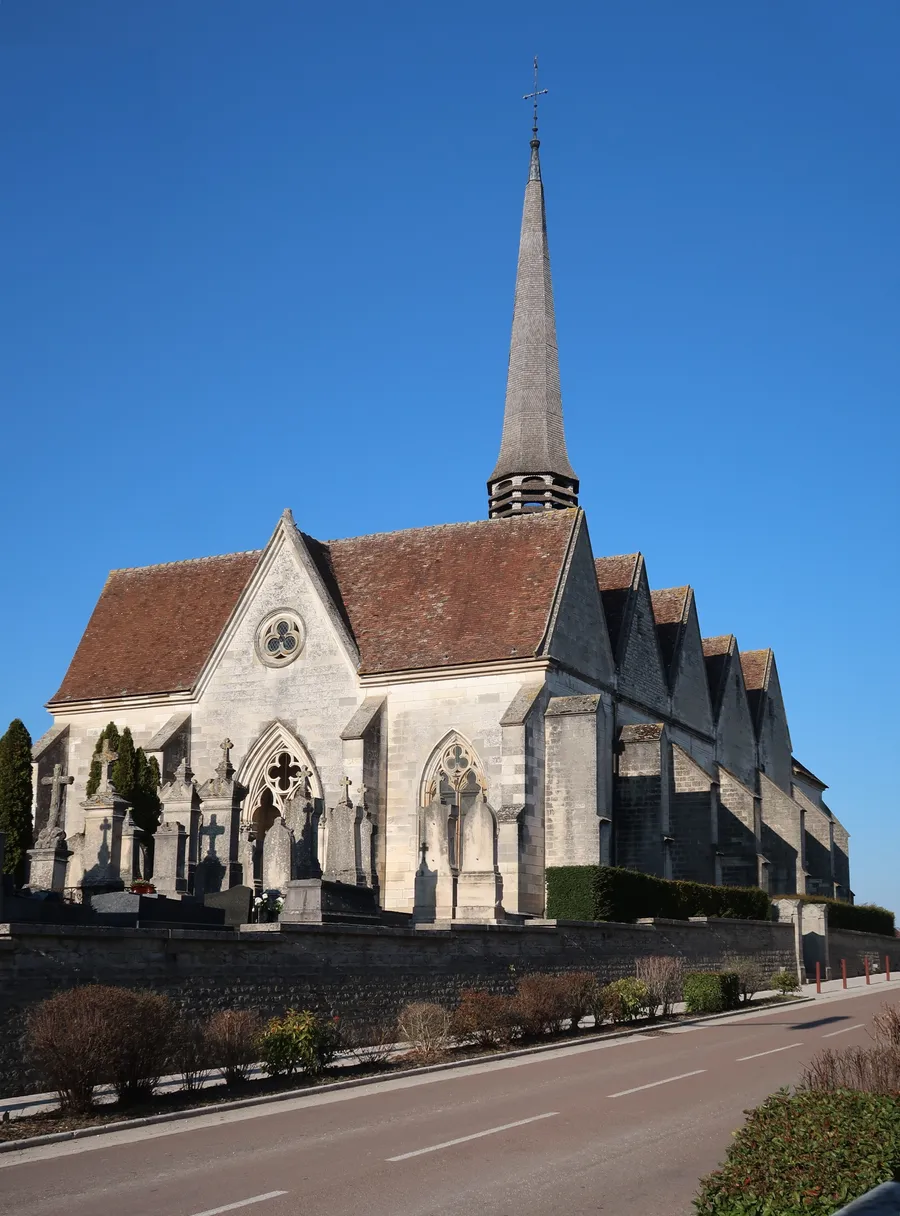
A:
[488,60,578,519]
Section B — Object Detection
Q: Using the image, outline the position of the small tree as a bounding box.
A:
[85,722,120,797]
[85,722,159,836]
[0,718,34,885]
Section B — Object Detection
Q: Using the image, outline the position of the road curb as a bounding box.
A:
[0,995,811,1157]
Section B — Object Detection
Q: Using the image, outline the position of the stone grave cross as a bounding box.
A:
[41,763,74,834]
[96,744,118,795]
[340,776,352,805]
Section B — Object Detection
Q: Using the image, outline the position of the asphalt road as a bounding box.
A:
[0,985,894,1216]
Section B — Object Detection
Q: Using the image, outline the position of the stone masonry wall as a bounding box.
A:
[827,928,900,981]
[0,916,795,1098]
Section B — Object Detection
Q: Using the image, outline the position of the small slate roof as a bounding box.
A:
[50,511,578,703]
[792,757,828,790]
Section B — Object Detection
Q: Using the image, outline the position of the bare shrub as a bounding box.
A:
[556,972,598,1031]
[451,990,518,1047]
[173,1015,212,1093]
[103,989,177,1104]
[205,1009,264,1084]
[397,1002,452,1063]
[635,956,684,1018]
[339,1020,397,1069]
[25,985,115,1113]
[800,1045,900,1096]
[871,1002,900,1049]
[514,974,571,1037]
[722,956,767,1005]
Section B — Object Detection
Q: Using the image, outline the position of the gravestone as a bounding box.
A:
[455,800,504,922]
[89,890,226,929]
[323,779,360,886]
[80,743,128,893]
[262,816,294,893]
[281,878,379,925]
[204,884,253,929]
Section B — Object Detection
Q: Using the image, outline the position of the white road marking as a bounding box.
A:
[608,1070,706,1098]
[735,1042,802,1061]
[822,1023,866,1039]
[188,1193,289,1216]
[387,1112,559,1161]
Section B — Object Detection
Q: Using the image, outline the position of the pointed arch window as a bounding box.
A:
[423,738,486,873]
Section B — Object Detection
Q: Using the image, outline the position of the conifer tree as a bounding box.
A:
[84,722,159,835]
[85,721,121,797]
[0,718,34,884]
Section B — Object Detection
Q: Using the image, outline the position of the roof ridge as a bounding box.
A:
[109,550,263,575]
[326,510,577,547]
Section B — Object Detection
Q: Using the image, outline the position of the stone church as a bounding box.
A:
[29,124,851,920]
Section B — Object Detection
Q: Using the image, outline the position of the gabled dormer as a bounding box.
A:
[651,586,714,736]
[595,553,668,716]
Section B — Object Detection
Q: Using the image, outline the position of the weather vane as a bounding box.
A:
[523,56,548,138]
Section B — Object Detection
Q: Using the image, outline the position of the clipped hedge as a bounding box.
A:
[695,1089,900,1215]
[546,865,770,924]
[781,894,895,937]
[683,971,740,1014]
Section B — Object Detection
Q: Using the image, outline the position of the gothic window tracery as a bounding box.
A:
[423,739,486,873]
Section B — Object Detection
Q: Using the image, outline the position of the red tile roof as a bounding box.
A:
[594,554,640,591]
[50,511,578,702]
[328,511,577,675]
[51,552,262,704]
[701,634,733,658]
[740,649,772,691]
[650,587,689,625]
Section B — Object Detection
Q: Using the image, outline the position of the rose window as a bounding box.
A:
[256,610,305,667]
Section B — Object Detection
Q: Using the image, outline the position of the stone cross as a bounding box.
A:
[41,764,74,834]
[357,783,368,808]
[340,776,352,805]
[298,765,313,799]
[217,738,235,779]
[173,757,193,786]
[96,744,118,795]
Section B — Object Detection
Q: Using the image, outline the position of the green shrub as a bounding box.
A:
[695,1089,900,1215]
[260,1009,337,1078]
[683,972,740,1014]
[781,895,895,937]
[597,977,650,1024]
[546,866,770,924]
[770,969,800,996]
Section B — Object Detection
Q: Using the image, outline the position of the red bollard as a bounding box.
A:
[842,959,847,989]
[816,961,822,994]
[865,957,871,985]
[887,956,891,983]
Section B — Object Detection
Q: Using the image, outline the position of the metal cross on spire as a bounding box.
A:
[523,55,548,139]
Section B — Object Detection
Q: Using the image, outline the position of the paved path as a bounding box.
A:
[0,983,894,1216]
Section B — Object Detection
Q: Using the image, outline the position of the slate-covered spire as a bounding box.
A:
[488,98,578,519]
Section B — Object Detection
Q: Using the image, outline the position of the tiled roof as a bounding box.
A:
[594,554,640,658]
[329,511,577,675]
[740,649,771,691]
[50,512,578,703]
[650,587,689,626]
[651,587,690,682]
[701,634,735,718]
[51,552,262,704]
[594,554,640,592]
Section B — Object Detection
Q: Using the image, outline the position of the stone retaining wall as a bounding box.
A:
[0,915,795,1097]
[827,927,900,980]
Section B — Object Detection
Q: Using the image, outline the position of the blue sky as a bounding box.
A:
[1,2,897,908]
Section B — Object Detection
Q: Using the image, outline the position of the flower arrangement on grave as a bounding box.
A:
[252,890,284,923]
[129,880,156,895]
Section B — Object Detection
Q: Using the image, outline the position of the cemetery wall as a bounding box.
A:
[0,915,794,1096]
